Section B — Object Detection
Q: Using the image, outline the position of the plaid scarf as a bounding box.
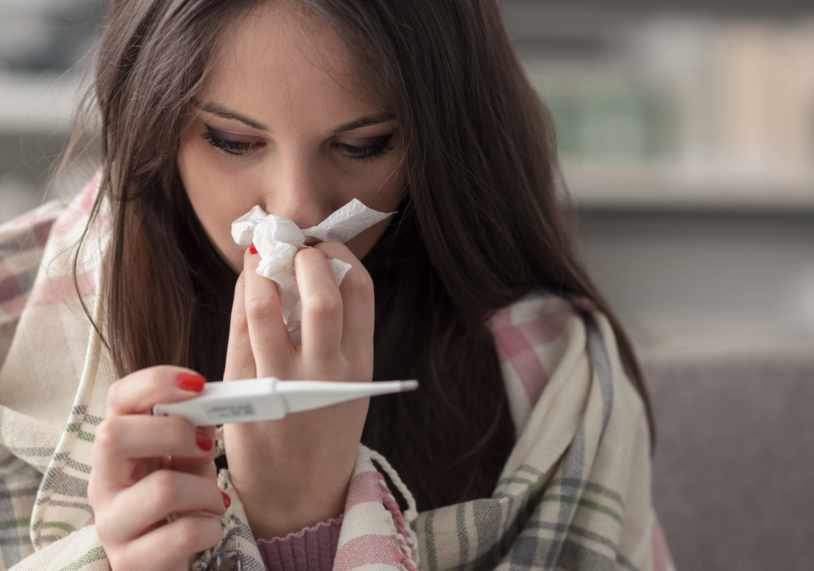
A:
[0,179,673,571]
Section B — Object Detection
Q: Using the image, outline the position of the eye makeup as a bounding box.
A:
[202,125,264,156]
[201,123,394,162]
[332,134,394,161]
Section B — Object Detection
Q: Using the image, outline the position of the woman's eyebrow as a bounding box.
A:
[194,101,268,131]
[329,113,396,134]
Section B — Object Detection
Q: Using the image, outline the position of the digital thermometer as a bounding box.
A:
[153,378,418,426]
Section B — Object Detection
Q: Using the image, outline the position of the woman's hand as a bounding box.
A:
[223,242,374,540]
[88,367,228,571]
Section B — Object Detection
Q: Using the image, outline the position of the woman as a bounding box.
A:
[0,0,673,569]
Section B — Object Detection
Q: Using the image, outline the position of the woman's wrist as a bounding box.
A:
[223,400,364,539]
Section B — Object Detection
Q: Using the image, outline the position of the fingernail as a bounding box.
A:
[222,491,231,509]
[196,431,213,452]
[249,243,258,255]
[176,372,205,392]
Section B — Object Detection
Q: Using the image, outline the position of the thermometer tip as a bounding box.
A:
[400,380,419,392]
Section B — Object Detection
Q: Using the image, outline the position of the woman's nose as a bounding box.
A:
[260,149,331,229]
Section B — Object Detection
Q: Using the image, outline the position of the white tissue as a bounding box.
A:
[230,199,393,343]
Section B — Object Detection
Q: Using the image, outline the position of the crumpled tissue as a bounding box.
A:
[231,198,393,343]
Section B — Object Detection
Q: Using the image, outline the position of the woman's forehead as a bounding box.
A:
[202,2,385,132]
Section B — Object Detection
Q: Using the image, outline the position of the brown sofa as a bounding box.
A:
[642,345,814,570]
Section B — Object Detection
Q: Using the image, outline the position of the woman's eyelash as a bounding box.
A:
[202,126,394,161]
[202,128,261,156]
[334,135,394,162]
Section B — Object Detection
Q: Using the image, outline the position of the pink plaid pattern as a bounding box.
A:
[0,175,101,324]
[344,471,390,509]
[335,536,418,571]
[489,304,574,407]
[652,515,673,571]
[0,258,26,318]
[0,174,675,571]
[335,463,419,571]
[0,207,62,326]
[49,175,99,240]
[26,271,96,308]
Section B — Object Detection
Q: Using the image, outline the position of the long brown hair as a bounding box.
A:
[72,0,653,512]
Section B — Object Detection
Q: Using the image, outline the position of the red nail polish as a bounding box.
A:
[222,491,231,509]
[176,372,205,392]
[249,243,258,255]
[196,432,213,452]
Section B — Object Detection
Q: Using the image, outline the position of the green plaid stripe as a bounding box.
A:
[414,315,655,571]
[58,546,105,571]
[0,187,662,571]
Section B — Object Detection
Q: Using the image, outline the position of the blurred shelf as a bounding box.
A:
[0,72,83,134]
[574,202,814,353]
[505,1,814,215]
[564,164,814,213]
[0,0,97,17]
[503,0,814,20]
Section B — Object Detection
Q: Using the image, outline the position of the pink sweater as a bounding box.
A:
[256,515,343,571]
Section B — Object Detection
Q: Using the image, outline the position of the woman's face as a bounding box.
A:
[177,3,405,273]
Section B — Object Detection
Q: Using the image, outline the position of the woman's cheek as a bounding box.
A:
[178,139,248,272]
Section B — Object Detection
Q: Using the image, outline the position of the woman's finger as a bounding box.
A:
[170,424,218,479]
[224,270,259,382]
[114,512,223,571]
[99,470,226,544]
[241,246,293,377]
[106,366,206,417]
[313,242,375,363]
[92,415,215,492]
[295,246,344,366]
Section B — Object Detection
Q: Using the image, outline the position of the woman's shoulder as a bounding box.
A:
[487,291,587,340]
[486,290,590,387]
[0,201,67,327]
[485,290,608,431]
[0,177,101,344]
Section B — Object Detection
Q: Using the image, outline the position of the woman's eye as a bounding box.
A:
[202,127,263,156]
[334,135,394,162]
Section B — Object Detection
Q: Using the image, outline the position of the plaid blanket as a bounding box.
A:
[0,180,674,570]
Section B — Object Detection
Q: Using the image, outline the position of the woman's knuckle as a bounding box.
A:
[308,291,342,318]
[202,517,223,546]
[91,507,106,528]
[106,382,122,409]
[351,344,375,365]
[87,479,99,505]
[245,295,274,321]
[230,309,249,332]
[94,419,121,451]
[152,365,175,385]
[114,546,140,571]
[175,518,203,551]
[344,268,373,296]
[164,418,189,448]
[87,474,106,506]
[107,552,127,571]
[150,471,178,506]
[298,247,325,264]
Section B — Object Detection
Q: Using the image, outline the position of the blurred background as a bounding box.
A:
[0,0,101,216]
[0,0,813,569]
